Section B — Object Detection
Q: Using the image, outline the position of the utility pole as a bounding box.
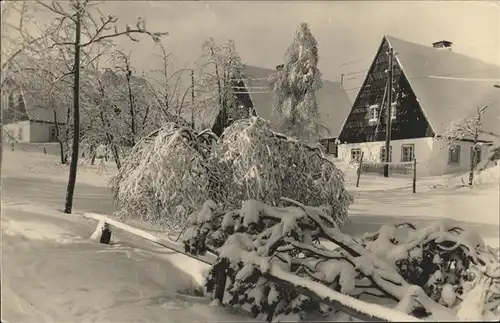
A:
[383,47,394,178]
[191,69,195,129]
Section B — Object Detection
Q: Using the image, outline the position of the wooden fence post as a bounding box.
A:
[412,158,417,194]
[213,258,229,305]
[356,151,364,188]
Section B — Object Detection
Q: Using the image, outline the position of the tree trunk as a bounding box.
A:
[469,143,477,187]
[469,116,483,186]
[90,144,96,165]
[111,143,121,169]
[53,110,66,164]
[0,122,3,179]
[64,106,71,164]
[126,72,136,146]
[64,9,81,214]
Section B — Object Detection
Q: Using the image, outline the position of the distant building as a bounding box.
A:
[337,35,500,176]
[2,79,66,143]
[203,64,352,157]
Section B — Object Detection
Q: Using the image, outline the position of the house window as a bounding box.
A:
[401,144,415,162]
[471,146,481,166]
[380,146,392,162]
[448,145,461,165]
[368,104,379,122]
[351,148,362,162]
[17,127,23,141]
[327,141,338,157]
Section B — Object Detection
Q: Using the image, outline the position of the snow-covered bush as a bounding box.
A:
[183,199,500,322]
[110,123,216,229]
[214,117,351,226]
[111,117,352,231]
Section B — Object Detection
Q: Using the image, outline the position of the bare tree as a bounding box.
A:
[1,0,61,168]
[436,105,489,186]
[146,42,192,124]
[112,50,159,145]
[195,38,246,135]
[35,0,167,213]
[1,0,50,87]
[12,54,74,164]
[81,54,158,168]
[80,64,123,168]
[113,50,138,145]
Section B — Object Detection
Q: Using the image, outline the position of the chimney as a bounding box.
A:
[276,64,284,71]
[432,40,453,51]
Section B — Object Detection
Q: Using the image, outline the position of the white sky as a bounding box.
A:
[101,0,500,101]
[9,0,500,101]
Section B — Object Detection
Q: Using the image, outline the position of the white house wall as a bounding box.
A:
[429,139,491,176]
[3,121,31,143]
[338,138,491,177]
[29,121,53,143]
[339,138,432,176]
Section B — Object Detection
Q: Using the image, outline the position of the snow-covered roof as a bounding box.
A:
[385,35,500,138]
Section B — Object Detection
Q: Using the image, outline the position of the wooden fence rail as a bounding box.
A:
[82,212,423,323]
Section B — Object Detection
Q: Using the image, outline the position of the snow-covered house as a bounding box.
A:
[205,64,352,156]
[2,80,67,143]
[337,35,500,176]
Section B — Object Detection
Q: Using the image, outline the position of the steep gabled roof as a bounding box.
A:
[241,64,352,138]
[386,35,500,137]
[22,89,68,123]
[1,79,68,124]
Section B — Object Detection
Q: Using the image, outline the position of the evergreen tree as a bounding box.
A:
[271,22,322,139]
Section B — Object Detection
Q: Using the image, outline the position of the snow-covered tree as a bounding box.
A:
[195,38,247,135]
[110,117,351,231]
[10,53,74,164]
[435,105,489,187]
[270,22,323,140]
[112,50,159,146]
[32,0,167,213]
[146,42,193,124]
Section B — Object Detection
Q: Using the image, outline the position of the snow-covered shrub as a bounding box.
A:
[214,117,352,227]
[183,199,500,322]
[111,117,352,231]
[110,123,216,229]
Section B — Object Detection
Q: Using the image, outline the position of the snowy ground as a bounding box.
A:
[1,148,259,323]
[5,148,497,244]
[2,147,499,321]
[1,204,259,323]
[2,143,117,188]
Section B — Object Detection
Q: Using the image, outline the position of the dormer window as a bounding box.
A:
[368,104,379,123]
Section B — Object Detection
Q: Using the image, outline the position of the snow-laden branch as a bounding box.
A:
[182,198,500,322]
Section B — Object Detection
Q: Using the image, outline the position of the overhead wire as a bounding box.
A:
[343,68,500,91]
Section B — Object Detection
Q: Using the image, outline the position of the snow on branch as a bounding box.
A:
[110,123,214,229]
[111,117,352,232]
[182,199,500,321]
[436,105,489,145]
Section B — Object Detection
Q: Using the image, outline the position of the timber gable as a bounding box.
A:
[338,36,434,144]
